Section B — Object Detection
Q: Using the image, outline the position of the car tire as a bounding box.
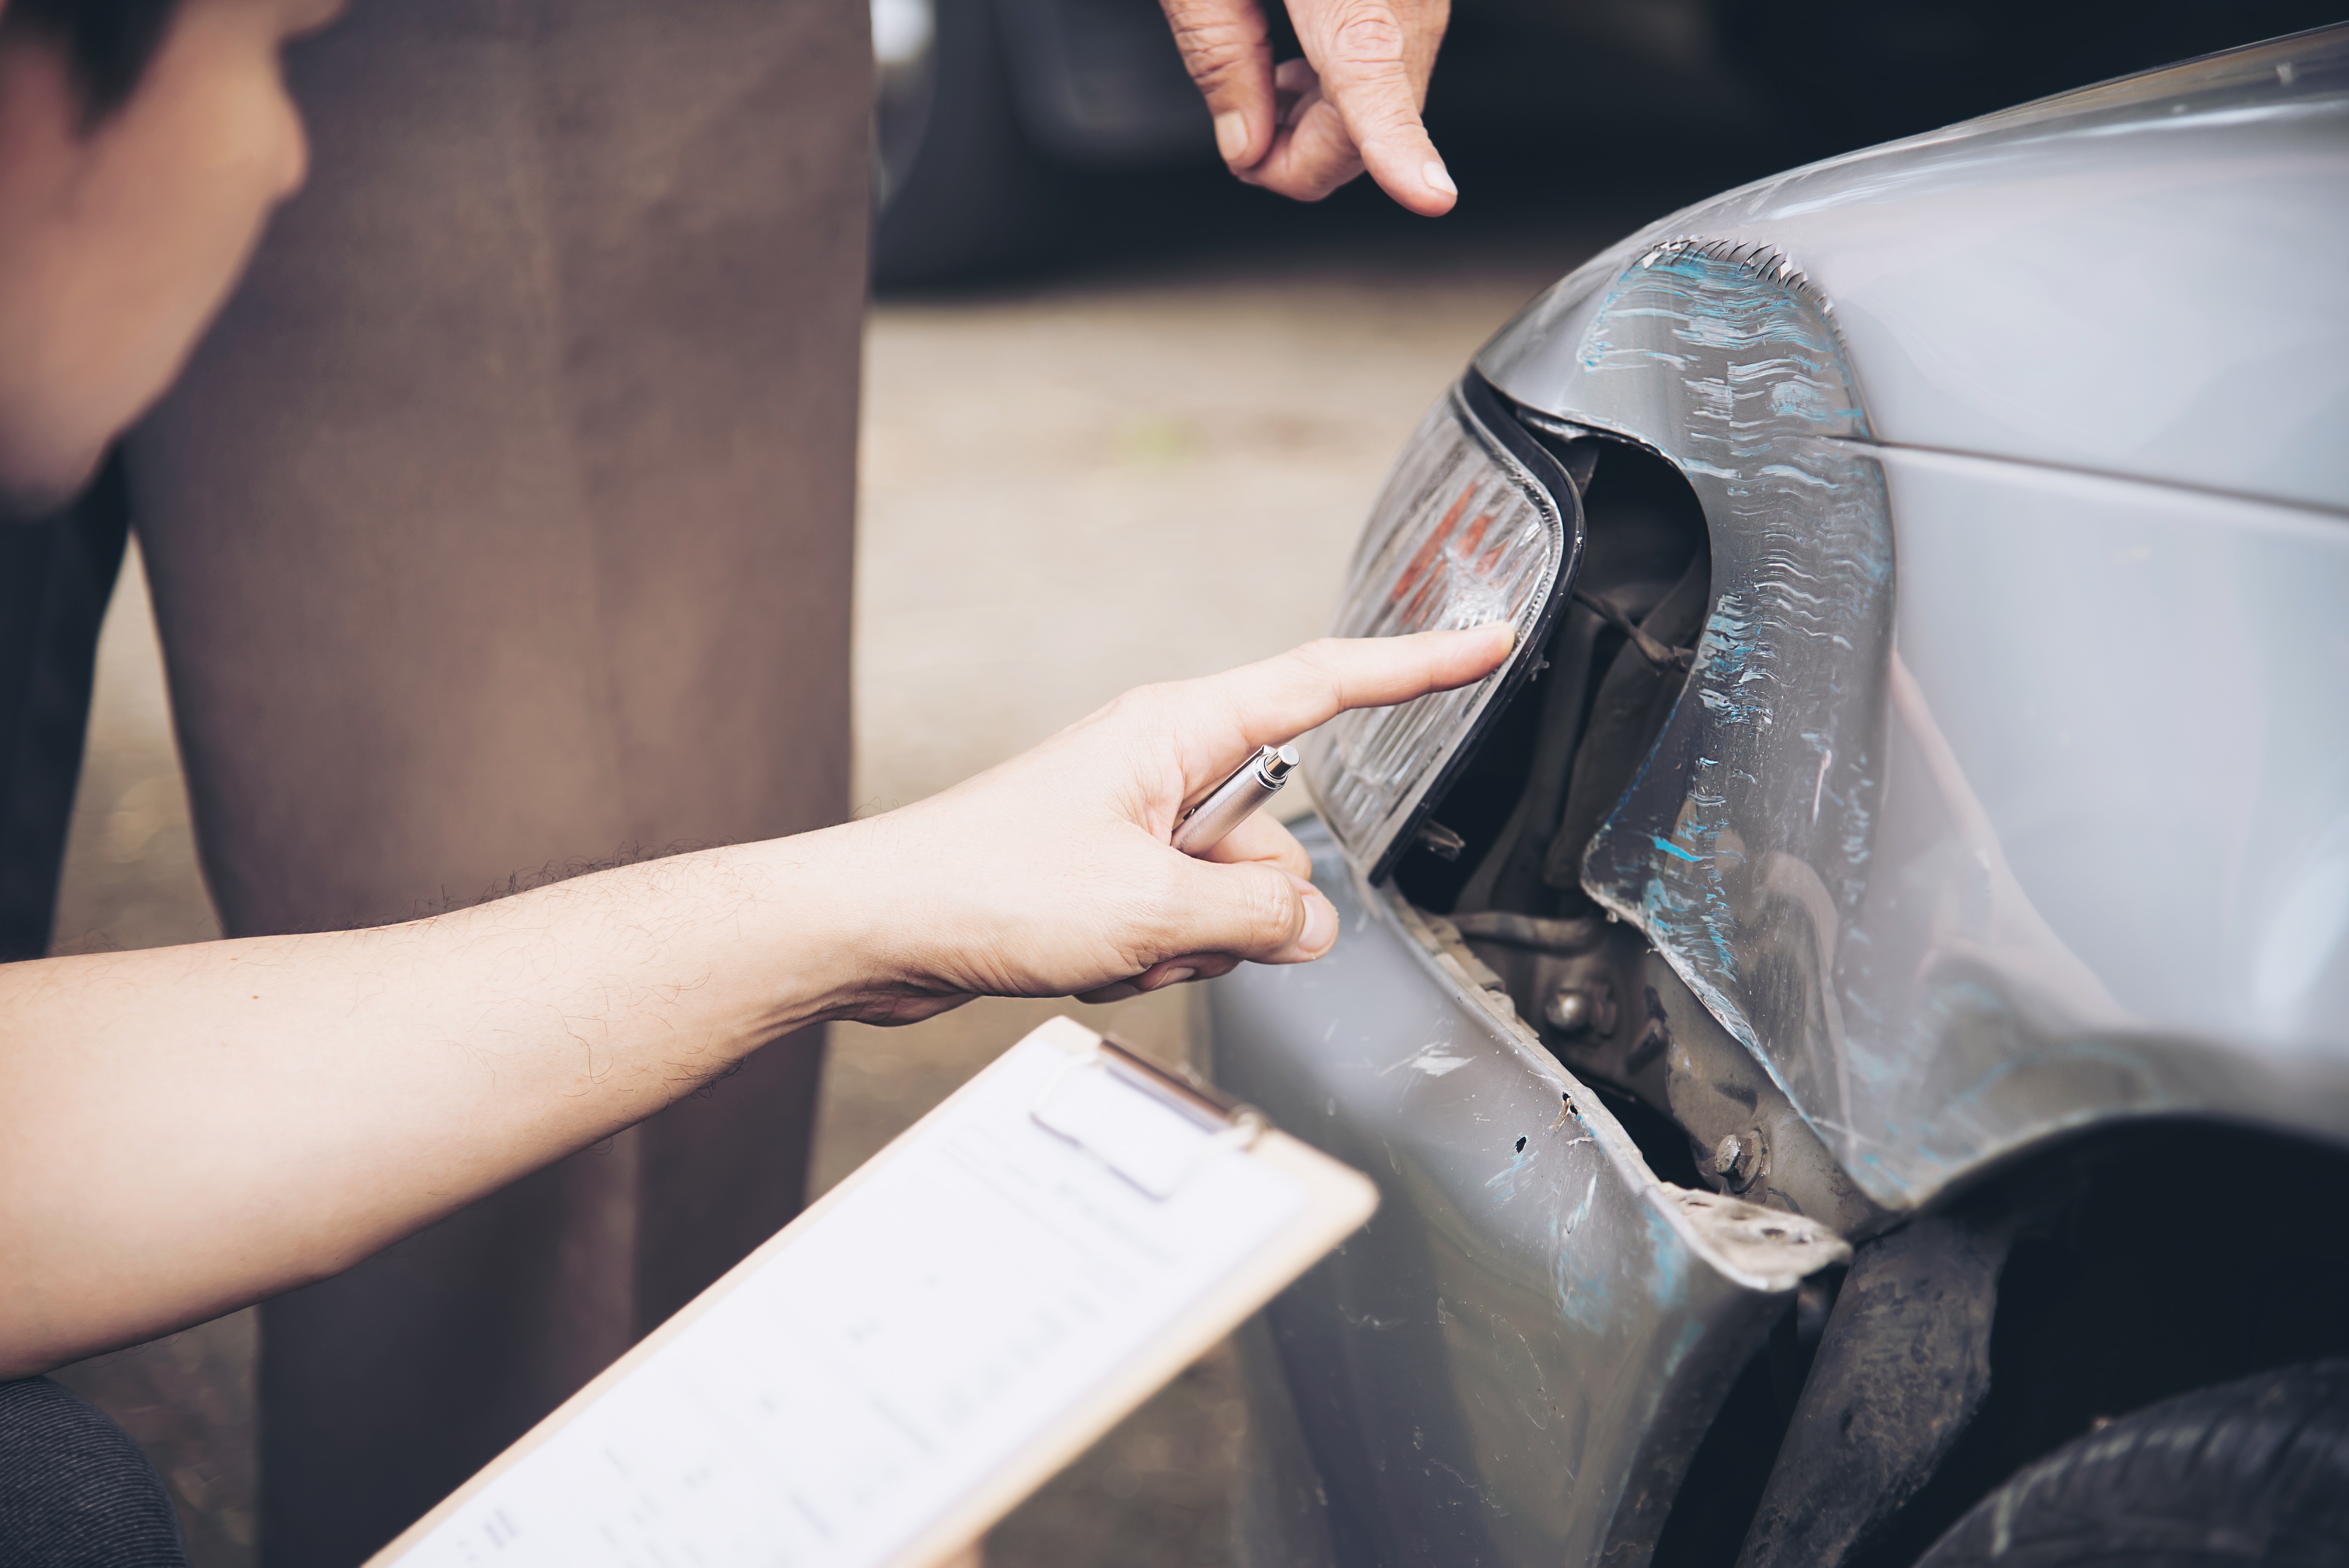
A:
[871,0,1058,287]
[1913,1360,2349,1568]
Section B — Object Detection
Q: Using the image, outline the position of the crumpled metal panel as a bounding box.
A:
[1478,26,2349,516]
[1454,31,2349,1210]
[1459,231,2349,1218]
[1209,823,1847,1567]
[1564,241,1898,1181]
[1213,33,2349,1563]
[1475,233,2349,1206]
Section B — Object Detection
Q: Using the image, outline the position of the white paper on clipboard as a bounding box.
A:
[373,1016,1376,1568]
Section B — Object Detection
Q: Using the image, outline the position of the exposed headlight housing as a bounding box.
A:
[1303,373,1582,883]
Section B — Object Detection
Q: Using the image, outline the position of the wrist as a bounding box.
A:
[734,815,960,1027]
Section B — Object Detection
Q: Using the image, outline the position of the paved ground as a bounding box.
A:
[47,195,1633,1565]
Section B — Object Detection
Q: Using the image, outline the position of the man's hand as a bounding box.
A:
[826,624,1511,1020]
[0,626,1508,1373]
[1159,0,1455,214]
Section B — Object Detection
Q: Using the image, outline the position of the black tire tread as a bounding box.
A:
[1914,1360,2349,1568]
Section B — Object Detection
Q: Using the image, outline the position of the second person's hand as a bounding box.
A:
[1158,0,1456,214]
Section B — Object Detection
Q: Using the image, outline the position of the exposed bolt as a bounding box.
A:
[1414,819,1467,861]
[1712,1130,1765,1190]
[1545,986,1594,1033]
[1542,979,1616,1040]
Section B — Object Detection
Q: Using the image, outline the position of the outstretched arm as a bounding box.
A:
[0,627,1509,1374]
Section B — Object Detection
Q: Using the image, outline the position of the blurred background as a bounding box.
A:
[44,0,2341,1562]
[872,0,2345,285]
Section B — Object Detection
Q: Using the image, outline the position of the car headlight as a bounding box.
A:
[1303,373,1582,882]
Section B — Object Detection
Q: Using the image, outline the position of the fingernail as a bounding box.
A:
[1299,894,1338,955]
[1215,111,1250,163]
[1422,159,1457,197]
[1283,871,1339,956]
[1155,966,1198,989]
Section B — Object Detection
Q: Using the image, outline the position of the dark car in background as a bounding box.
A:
[1204,24,2349,1568]
[869,0,2346,282]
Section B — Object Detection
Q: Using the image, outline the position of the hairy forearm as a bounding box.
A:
[0,630,1511,1376]
[0,830,877,1375]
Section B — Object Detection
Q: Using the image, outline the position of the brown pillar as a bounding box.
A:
[122,0,869,1560]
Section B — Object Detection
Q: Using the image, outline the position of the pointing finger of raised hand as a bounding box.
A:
[1297,0,1455,214]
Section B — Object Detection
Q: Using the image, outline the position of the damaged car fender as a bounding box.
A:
[1472,29,2349,1207]
[1209,825,1847,1566]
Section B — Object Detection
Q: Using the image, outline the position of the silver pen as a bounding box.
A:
[1172,744,1300,856]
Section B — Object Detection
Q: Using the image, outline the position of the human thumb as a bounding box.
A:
[1166,859,1340,966]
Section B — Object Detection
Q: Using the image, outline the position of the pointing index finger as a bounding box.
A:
[1185,625,1514,784]
[1300,0,1456,214]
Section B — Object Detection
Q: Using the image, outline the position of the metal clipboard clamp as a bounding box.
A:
[1028,1035,1268,1200]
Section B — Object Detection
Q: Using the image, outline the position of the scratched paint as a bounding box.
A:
[1212,49,2349,1564]
[1210,827,1808,1566]
[1384,1040,1474,1078]
[1549,1171,1613,1332]
[1484,1140,1540,1202]
[1481,223,2349,1214]
[1570,241,1895,1148]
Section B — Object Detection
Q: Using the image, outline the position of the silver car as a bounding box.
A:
[1206,26,2349,1568]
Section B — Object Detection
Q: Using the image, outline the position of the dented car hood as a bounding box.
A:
[1477,27,2349,516]
[1455,24,2349,1209]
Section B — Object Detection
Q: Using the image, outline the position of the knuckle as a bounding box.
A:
[1329,6,1408,63]
[1296,638,1352,707]
[1284,158,1362,202]
[1242,867,1301,949]
[1168,17,1267,90]
[1106,683,1173,726]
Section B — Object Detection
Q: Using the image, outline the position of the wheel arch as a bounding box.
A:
[1655,1108,2349,1568]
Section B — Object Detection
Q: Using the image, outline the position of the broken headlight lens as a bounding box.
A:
[1302,373,1581,882]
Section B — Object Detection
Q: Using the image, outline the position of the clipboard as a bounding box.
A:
[370,1016,1377,1568]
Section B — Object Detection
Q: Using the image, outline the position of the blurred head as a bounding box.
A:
[0,0,340,517]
